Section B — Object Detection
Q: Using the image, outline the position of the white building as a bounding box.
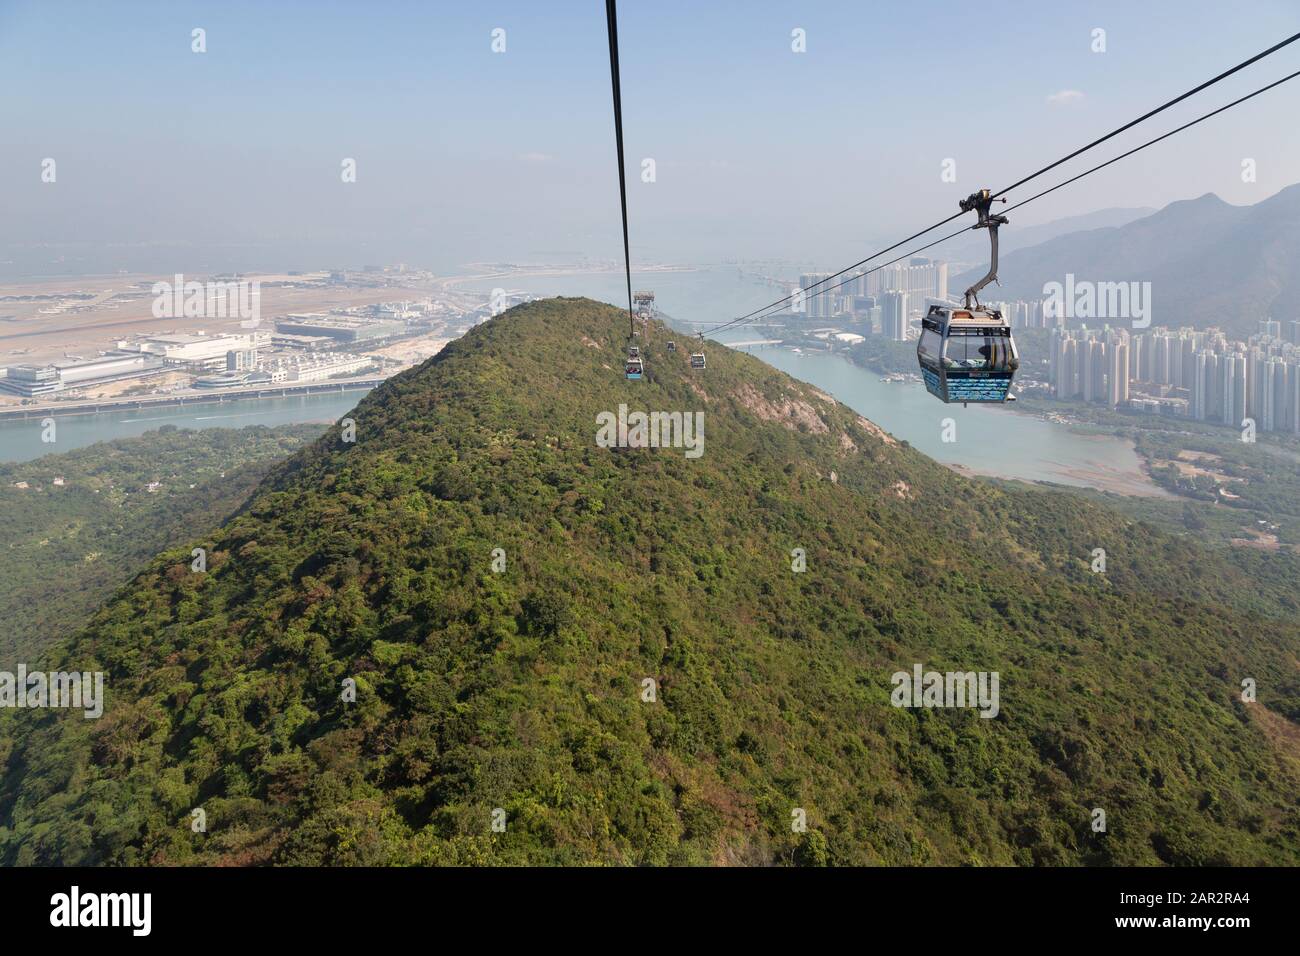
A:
[264,353,373,383]
[881,291,909,341]
[0,353,166,397]
[119,332,270,371]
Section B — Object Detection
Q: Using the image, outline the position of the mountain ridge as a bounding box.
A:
[940,206,1156,264]
[955,184,1300,334]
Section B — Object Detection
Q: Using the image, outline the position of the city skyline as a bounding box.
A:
[1050,320,1300,435]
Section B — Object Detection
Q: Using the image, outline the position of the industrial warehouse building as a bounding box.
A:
[274,315,407,344]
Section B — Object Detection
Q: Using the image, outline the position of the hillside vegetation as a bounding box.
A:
[1,298,1297,866]
[0,425,324,661]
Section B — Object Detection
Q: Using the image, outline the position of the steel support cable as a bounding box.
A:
[605,0,636,338]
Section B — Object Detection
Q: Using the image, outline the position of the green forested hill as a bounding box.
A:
[1,298,1298,866]
[0,425,325,661]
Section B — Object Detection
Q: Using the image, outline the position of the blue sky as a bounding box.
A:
[2,0,1299,273]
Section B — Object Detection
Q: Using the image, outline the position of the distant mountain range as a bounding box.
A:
[954,184,1300,338]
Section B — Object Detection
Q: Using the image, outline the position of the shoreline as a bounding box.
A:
[0,377,382,421]
[774,346,1176,499]
[945,459,1179,498]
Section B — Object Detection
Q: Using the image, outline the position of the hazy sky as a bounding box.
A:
[3,0,1300,275]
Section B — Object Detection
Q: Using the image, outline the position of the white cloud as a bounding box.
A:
[1046,89,1085,107]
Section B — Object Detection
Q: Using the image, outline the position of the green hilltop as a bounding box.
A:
[2,297,1298,866]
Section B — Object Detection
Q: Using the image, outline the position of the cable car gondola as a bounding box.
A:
[666,340,675,352]
[689,334,706,370]
[625,343,643,380]
[917,189,1019,404]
